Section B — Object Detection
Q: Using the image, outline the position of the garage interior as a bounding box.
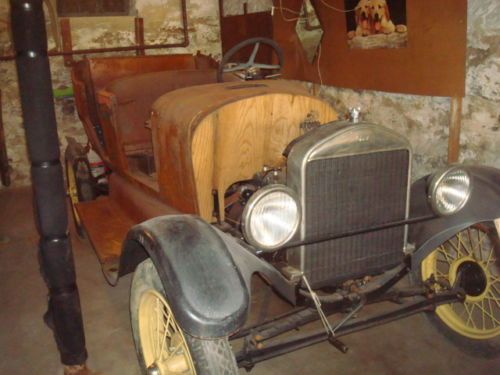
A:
[0,0,498,374]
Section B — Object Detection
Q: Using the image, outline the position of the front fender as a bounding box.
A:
[409,165,500,265]
[119,215,249,338]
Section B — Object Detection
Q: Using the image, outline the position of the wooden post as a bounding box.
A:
[60,18,74,67]
[0,90,10,187]
[134,17,145,56]
[448,97,462,163]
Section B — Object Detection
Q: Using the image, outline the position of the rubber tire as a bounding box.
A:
[130,258,239,375]
[217,37,284,82]
[413,222,499,358]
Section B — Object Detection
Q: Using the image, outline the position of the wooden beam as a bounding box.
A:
[134,17,145,56]
[60,18,74,67]
[0,90,10,187]
[448,97,462,163]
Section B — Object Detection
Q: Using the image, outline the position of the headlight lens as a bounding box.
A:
[242,185,300,250]
[428,167,471,216]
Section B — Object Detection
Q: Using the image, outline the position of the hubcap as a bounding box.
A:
[421,223,499,339]
[456,261,488,297]
[147,364,160,375]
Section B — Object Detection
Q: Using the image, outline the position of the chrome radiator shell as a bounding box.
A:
[286,122,412,287]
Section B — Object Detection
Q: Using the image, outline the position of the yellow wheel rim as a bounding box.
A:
[66,159,82,228]
[138,290,196,374]
[421,224,499,339]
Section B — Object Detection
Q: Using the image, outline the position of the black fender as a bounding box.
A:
[119,215,249,338]
[409,165,500,265]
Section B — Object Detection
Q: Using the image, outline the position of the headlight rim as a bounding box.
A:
[241,184,301,251]
[428,166,472,216]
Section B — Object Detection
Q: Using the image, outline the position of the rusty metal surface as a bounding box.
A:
[0,90,10,187]
[71,53,214,162]
[100,69,220,161]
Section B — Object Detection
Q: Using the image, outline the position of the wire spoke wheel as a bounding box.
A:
[138,290,196,374]
[421,223,499,340]
[66,158,83,230]
[131,259,239,375]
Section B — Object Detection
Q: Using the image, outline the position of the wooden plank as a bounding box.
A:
[0,90,10,187]
[448,97,463,163]
[219,0,273,64]
[192,91,337,221]
[60,18,74,67]
[134,17,145,56]
[76,196,134,264]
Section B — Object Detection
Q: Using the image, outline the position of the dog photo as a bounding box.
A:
[345,0,408,49]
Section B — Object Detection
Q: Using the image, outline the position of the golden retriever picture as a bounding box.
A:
[345,0,408,49]
[354,0,373,36]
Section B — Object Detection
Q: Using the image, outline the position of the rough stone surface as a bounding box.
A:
[0,0,222,187]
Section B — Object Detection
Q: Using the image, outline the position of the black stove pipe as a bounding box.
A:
[10,0,87,365]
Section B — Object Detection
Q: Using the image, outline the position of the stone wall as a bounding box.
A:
[0,0,222,187]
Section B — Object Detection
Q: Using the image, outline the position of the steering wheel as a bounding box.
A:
[217,37,285,83]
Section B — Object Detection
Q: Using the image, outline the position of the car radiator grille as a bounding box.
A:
[298,150,409,287]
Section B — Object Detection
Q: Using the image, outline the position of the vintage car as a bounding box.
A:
[65,38,500,374]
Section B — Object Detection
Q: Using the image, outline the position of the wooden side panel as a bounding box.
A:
[192,114,217,220]
[192,93,337,221]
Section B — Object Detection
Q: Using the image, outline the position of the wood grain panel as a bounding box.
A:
[192,114,217,220]
[192,92,337,221]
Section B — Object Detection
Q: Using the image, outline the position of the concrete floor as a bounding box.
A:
[0,187,497,375]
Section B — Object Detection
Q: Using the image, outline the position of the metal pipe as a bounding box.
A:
[236,290,462,367]
[10,0,87,366]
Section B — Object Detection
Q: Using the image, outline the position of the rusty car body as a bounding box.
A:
[65,42,500,374]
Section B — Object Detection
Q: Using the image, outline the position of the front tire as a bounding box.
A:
[420,222,499,357]
[130,258,239,374]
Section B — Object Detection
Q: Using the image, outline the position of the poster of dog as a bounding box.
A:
[345,0,408,49]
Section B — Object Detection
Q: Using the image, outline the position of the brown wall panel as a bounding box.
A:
[274,0,467,97]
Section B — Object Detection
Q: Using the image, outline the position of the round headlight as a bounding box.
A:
[242,185,300,250]
[428,167,471,216]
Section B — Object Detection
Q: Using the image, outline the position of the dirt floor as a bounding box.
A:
[0,187,498,374]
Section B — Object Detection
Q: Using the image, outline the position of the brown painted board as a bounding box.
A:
[219,1,274,64]
[273,0,467,97]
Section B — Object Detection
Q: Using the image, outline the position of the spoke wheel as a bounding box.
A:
[139,290,196,374]
[65,157,96,238]
[421,223,499,340]
[131,259,239,375]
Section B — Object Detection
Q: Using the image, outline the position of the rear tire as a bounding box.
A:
[130,258,239,374]
[65,151,96,239]
[418,222,499,358]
